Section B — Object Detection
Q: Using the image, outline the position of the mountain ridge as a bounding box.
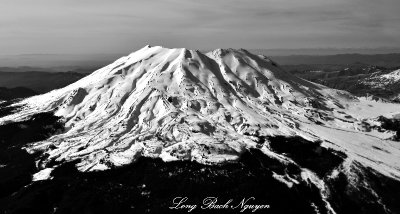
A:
[1,46,399,181]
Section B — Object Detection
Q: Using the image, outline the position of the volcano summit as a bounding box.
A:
[1,46,400,213]
[2,45,400,175]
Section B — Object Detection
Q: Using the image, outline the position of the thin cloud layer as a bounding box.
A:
[0,0,399,54]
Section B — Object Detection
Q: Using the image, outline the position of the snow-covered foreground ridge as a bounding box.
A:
[1,45,400,179]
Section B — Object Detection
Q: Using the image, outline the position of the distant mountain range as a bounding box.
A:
[1,52,400,102]
[1,48,399,68]
[287,64,400,102]
[0,87,37,101]
[270,53,400,67]
[250,47,400,56]
[0,71,87,94]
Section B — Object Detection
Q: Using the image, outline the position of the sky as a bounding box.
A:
[1,0,399,55]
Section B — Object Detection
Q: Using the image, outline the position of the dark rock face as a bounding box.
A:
[268,136,346,177]
[0,147,334,214]
[360,116,400,141]
[0,106,64,200]
[0,101,23,118]
[326,162,400,214]
[377,116,400,141]
[0,112,64,148]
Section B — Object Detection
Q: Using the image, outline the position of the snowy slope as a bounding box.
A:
[361,69,400,87]
[357,68,400,101]
[1,46,400,181]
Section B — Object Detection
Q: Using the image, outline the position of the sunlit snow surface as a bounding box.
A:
[1,46,400,181]
[361,69,400,88]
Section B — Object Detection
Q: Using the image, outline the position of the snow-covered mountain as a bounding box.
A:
[1,46,399,177]
[290,65,400,102]
[2,45,400,213]
[359,69,400,101]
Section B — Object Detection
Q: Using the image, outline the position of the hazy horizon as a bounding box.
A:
[1,47,400,68]
[2,47,400,56]
[1,0,399,56]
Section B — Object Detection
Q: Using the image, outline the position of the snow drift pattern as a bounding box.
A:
[1,46,399,182]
